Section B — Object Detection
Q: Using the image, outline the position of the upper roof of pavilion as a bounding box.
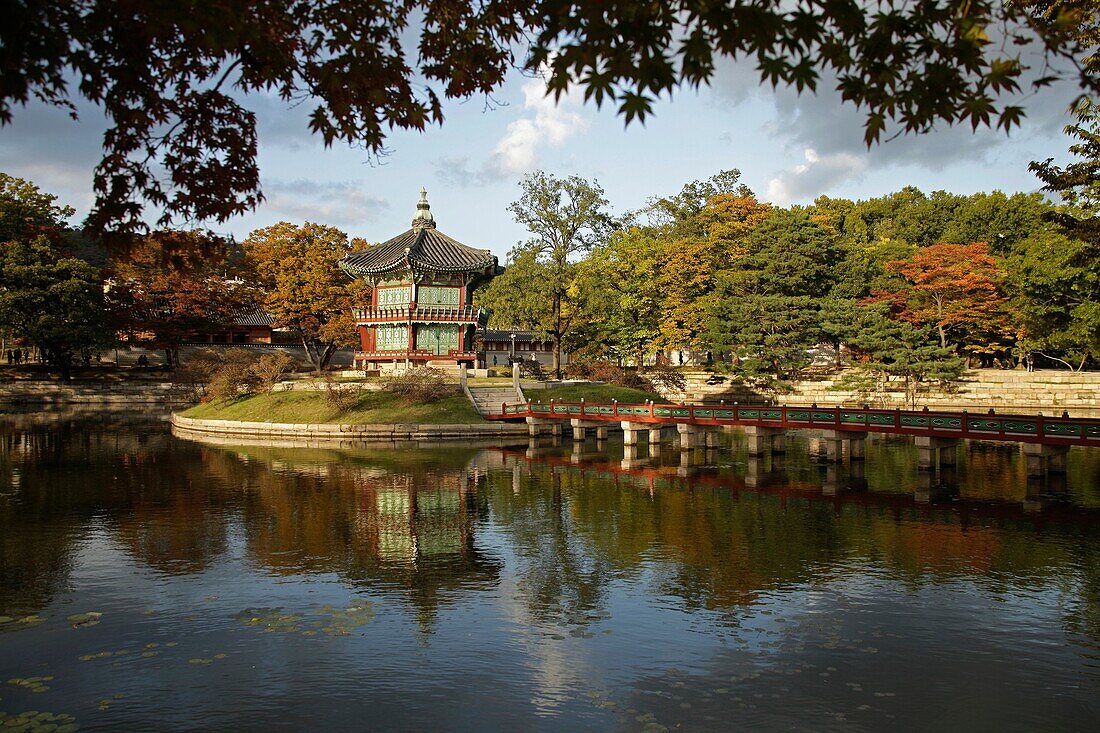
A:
[339,189,497,277]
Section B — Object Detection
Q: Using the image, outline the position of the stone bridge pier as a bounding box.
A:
[819,430,867,463]
[677,423,720,450]
[1022,443,1069,477]
[743,426,787,456]
[571,419,608,441]
[914,436,959,470]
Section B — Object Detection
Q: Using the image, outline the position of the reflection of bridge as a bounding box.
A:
[489,402,1100,477]
[492,440,1100,521]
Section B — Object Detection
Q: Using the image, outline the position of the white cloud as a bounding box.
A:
[767,148,867,205]
[260,179,389,228]
[487,77,586,176]
[436,75,587,186]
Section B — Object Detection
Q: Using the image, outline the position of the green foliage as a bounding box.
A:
[707,210,842,381]
[7,2,1092,233]
[478,171,614,377]
[1008,230,1100,369]
[1030,97,1100,243]
[0,172,73,243]
[840,304,966,407]
[0,237,111,380]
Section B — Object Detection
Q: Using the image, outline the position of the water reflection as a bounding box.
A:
[0,418,1098,730]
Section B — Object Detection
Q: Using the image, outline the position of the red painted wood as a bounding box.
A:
[493,401,1100,447]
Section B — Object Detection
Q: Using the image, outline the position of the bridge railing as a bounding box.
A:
[490,401,1100,447]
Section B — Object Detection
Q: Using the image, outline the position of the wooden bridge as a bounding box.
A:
[487,401,1100,475]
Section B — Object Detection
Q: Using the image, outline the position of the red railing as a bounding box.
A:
[486,401,1100,447]
[355,349,478,361]
[352,305,483,323]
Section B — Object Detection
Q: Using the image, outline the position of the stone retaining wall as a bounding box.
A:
[669,369,1100,415]
[171,413,530,441]
[0,380,189,405]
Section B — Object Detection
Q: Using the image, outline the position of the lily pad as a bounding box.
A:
[67,612,102,629]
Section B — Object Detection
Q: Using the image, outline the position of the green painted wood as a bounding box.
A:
[901,416,930,427]
[811,412,835,421]
[761,410,783,420]
[967,419,1001,431]
[1002,421,1037,434]
[1045,423,1082,436]
[930,417,962,429]
[840,412,867,424]
[787,411,811,421]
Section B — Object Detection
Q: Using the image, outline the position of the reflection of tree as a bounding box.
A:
[493,445,1100,642]
[0,417,186,613]
[487,468,617,627]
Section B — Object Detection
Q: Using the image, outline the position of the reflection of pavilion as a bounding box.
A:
[342,475,502,632]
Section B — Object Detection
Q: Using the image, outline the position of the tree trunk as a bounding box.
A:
[938,324,947,349]
[58,352,72,383]
[554,288,563,376]
[318,341,338,371]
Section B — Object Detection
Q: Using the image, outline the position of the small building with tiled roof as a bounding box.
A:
[338,189,500,369]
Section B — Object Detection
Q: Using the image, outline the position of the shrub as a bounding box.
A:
[323,373,362,411]
[644,361,686,393]
[380,367,452,403]
[172,348,224,400]
[519,357,545,379]
[252,351,297,393]
[206,350,263,400]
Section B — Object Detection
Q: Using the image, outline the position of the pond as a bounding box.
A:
[1,414,1098,731]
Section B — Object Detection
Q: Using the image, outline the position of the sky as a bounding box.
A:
[0,57,1081,261]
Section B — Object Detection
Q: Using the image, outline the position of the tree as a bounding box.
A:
[109,231,251,366]
[1030,97,1100,244]
[0,237,112,380]
[651,178,771,351]
[706,209,842,381]
[492,172,614,377]
[242,222,366,372]
[839,303,965,408]
[0,173,110,380]
[577,226,663,367]
[1008,230,1100,370]
[879,242,1008,355]
[2,2,1094,233]
[0,172,74,244]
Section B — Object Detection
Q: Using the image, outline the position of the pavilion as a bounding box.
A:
[339,190,500,370]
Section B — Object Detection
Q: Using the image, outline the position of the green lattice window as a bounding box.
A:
[416,324,459,355]
[418,286,460,306]
[377,286,411,307]
[375,324,408,351]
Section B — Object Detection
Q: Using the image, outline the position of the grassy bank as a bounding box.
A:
[181,391,482,424]
[528,384,669,404]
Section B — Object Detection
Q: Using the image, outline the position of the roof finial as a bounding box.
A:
[412,187,435,229]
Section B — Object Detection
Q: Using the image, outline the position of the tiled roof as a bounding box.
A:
[479,330,550,343]
[340,226,496,276]
[233,306,275,327]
